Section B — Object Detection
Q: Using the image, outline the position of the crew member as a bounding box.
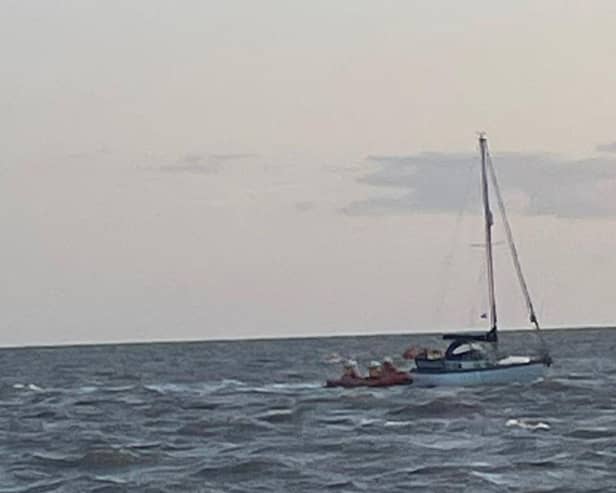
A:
[367,361,382,379]
[342,360,361,380]
[382,356,399,375]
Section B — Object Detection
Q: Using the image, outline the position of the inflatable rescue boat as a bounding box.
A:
[325,372,412,388]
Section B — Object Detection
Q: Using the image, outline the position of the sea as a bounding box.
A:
[0,327,614,492]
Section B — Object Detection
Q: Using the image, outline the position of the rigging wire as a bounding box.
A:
[485,148,551,362]
[432,160,477,327]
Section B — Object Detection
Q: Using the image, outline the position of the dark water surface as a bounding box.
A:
[1,328,615,492]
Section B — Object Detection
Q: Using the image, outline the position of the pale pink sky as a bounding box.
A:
[2,1,616,345]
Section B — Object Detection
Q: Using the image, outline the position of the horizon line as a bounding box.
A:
[1,324,613,351]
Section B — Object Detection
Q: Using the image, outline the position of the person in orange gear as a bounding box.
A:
[382,356,400,375]
[341,360,361,380]
[367,361,383,379]
[402,346,427,359]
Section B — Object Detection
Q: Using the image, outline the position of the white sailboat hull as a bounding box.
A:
[412,360,546,387]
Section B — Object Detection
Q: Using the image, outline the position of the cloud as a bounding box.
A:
[209,153,259,161]
[295,201,315,212]
[596,142,616,153]
[153,153,258,175]
[66,146,112,159]
[345,152,616,218]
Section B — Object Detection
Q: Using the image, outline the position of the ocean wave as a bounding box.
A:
[322,352,344,364]
[12,383,44,392]
[22,409,62,420]
[142,383,189,395]
[100,385,136,393]
[143,379,247,396]
[565,427,616,439]
[125,441,162,450]
[32,451,78,468]
[246,382,323,395]
[72,398,109,407]
[179,400,222,411]
[175,420,226,437]
[2,478,66,493]
[192,457,295,479]
[256,408,297,424]
[383,420,414,427]
[33,447,146,470]
[3,329,616,491]
[326,479,366,490]
[316,415,355,427]
[79,448,144,469]
[76,385,100,394]
[470,470,516,487]
[387,397,481,418]
[506,418,551,431]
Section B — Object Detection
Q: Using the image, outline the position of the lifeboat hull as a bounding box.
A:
[325,372,412,388]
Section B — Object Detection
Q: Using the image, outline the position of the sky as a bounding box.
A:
[2,1,616,346]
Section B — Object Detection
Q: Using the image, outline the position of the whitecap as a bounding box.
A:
[145,380,248,396]
[506,418,550,431]
[94,475,129,485]
[77,386,99,394]
[13,383,44,391]
[269,382,322,390]
[322,352,343,364]
[257,409,295,422]
[143,383,188,394]
[471,471,512,486]
[384,420,413,427]
[249,382,322,394]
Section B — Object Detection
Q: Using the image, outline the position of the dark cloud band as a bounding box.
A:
[346,152,616,218]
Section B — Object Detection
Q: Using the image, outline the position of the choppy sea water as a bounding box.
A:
[0,328,615,492]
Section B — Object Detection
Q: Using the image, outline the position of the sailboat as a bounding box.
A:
[411,134,552,387]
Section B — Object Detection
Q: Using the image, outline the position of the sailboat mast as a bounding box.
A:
[479,133,497,334]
